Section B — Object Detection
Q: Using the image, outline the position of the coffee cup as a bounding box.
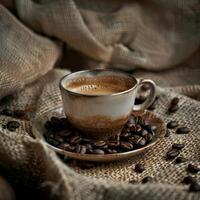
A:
[59,69,156,139]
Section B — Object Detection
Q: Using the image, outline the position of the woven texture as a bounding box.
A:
[0,1,200,200]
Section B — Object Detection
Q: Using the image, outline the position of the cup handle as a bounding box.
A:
[133,79,156,111]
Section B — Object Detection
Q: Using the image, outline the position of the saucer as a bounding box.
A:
[32,108,166,162]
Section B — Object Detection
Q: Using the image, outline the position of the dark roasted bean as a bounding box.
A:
[171,97,179,105]
[172,143,185,150]
[93,149,104,154]
[93,141,106,147]
[14,110,26,118]
[120,142,133,150]
[54,136,64,143]
[75,145,87,154]
[107,141,119,148]
[130,125,137,132]
[175,157,187,164]
[189,182,200,192]
[182,176,196,184]
[166,149,180,159]
[144,133,153,143]
[187,164,200,174]
[176,127,190,134]
[106,149,117,154]
[135,163,145,173]
[69,136,81,145]
[1,109,13,117]
[142,176,153,183]
[167,121,178,129]
[140,129,148,137]
[6,121,20,131]
[57,130,71,137]
[168,104,179,113]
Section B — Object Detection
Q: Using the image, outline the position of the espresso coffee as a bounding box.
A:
[64,76,134,95]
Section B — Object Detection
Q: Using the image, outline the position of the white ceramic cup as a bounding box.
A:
[60,69,156,139]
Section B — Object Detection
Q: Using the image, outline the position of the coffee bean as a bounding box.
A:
[171,97,179,105]
[166,149,180,159]
[106,149,117,154]
[140,129,148,137]
[189,182,200,192]
[165,129,170,137]
[93,141,106,148]
[54,136,64,143]
[107,141,119,148]
[175,157,187,164]
[144,133,153,143]
[167,121,178,129]
[120,142,133,150]
[168,104,179,113]
[1,109,13,117]
[130,125,137,132]
[13,110,26,118]
[142,176,153,183]
[137,137,146,147]
[135,163,145,173]
[172,143,185,150]
[57,130,71,137]
[187,164,200,174]
[59,143,70,150]
[75,145,87,154]
[120,131,131,138]
[6,121,20,131]
[69,136,81,145]
[82,138,91,143]
[93,149,104,154]
[182,176,196,184]
[176,127,190,134]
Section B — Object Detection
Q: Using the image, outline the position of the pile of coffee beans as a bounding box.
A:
[43,115,157,155]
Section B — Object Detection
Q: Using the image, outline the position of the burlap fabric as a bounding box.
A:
[0,1,200,200]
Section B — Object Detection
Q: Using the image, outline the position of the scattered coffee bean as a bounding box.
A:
[6,121,20,131]
[165,129,170,137]
[182,176,196,184]
[168,104,179,113]
[175,157,187,164]
[176,127,190,134]
[93,149,105,155]
[120,142,133,150]
[187,164,200,174]
[189,182,200,192]
[166,149,180,159]
[142,176,153,183]
[167,121,178,129]
[171,97,179,105]
[1,109,13,117]
[135,163,145,173]
[13,110,26,118]
[172,143,185,150]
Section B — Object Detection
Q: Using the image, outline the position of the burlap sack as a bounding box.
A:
[0,1,199,200]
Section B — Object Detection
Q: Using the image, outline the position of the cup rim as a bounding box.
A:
[59,69,138,97]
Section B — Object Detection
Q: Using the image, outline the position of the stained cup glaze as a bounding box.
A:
[60,69,156,139]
